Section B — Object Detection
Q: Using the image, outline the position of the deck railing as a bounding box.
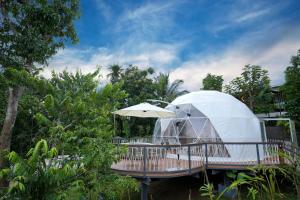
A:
[112,140,295,177]
[114,144,205,176]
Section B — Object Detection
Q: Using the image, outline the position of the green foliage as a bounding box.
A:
[33,70,125,150]
[0,0,79,70]
[279,150,300,199]
[154,73,188,103]
[120,66,155,106]
[1,139,76,199]
[281,49,300,121]
[0,0,80,179]
[107,66,188,137]
[200,165,290,200]
[224,65,273,113]
[1,69,138,199]
[202,73,224,91]
[200,183,215,200]
[1,139,138,199]
[107,64,123,84]
[3,71,55,154]
[114,66,157,137]
[226,170,238,180]
[226,165,286,200]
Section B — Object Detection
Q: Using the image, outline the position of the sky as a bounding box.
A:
[46,0,300,91]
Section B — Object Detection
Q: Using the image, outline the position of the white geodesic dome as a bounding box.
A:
[153,91,264,161]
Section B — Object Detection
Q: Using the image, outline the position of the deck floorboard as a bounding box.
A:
[111,156,281,178]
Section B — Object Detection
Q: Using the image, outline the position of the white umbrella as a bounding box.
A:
[113,102,175,118]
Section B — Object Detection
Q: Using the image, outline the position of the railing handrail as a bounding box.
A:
[112,139,300,177]
[116,141,283,148]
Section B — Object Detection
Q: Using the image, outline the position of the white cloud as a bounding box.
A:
[43,1,299,93]
[235,8,270,23]
[169,30,300,91]
[113,1,182,37]
[45,25,300,92]
[209,2,285,33]
[124,1,175,21]
[43,42,181,80]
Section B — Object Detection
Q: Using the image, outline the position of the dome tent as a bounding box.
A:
[153,91,264,161]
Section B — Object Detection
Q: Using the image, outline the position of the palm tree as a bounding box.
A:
[155,73,188,103]
[107,64,123,84]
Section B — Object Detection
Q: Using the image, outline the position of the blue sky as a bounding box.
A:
[47,0,300,91]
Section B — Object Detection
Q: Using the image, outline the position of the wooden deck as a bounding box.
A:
[111,156,204,178]
[111,141,291,178]
[111,155,282,178]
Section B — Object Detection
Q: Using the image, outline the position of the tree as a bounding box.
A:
[281,49,300,121]
[0,72,7,129]
[0,69,138,198]
[118,66,157,137]
[202,73,224,91]
[0,1,79,165]
[120,66,155,106]
[154,73,188,103]
[224,65,272,113]
[23,70,136,199]
[107,64,123,84]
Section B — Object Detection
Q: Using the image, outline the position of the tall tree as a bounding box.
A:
[224,65,272,113]
[155,73,188,103]
[118,66,156,137]
[281,49,300,121]
[0,0,79,163]
[121,66,155,106]
[1,70,137,199]
[202,73,224,91]
[107,64,123,84]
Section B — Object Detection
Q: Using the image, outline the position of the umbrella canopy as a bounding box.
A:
[113,102,176,118]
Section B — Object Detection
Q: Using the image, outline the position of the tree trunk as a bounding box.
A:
[0,86,23,163]
[248,91,254,111]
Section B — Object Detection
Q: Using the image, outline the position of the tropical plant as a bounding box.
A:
[34,70,127,152]
[107,64,123,84]
[154,73,188,103]
[0,139,138,199]
[279,150,300,199]
[200,183,216,200]
[0,69,138,199]
[226,165,286,200]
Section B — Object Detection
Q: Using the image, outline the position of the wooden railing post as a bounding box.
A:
[278,143,285,164]
[143,146,147,177]
[117,143,120,160]
[256,143,260,164]
[188,145,191,174]
[205,143,208,168]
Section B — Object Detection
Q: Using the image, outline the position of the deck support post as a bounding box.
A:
[140,178,150,200]
[188,145,191,174]
[143,146,147,177]
[205,143,208,168]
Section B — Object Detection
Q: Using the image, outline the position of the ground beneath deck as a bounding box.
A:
[130,174,297,200]
[131,176,204,200]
